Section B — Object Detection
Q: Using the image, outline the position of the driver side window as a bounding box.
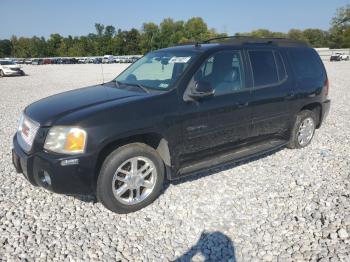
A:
[193,50,245,96]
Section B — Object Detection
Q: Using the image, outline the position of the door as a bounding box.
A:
[248,49,296,139]
[179,49,253,164]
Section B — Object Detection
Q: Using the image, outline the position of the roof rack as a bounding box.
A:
[202,35,308,47]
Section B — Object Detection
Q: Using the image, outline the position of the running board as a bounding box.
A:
[178,138,287,176]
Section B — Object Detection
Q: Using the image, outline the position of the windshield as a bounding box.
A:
[0,60,15,65]
[115,50,198,91]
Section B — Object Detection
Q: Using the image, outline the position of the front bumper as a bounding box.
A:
[12,135,97,195]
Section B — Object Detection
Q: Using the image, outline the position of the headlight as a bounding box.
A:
[44,126,87,154]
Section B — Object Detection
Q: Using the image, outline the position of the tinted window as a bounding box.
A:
[289,49,324,79]
[249,50,278,87]
[192,50,245,95]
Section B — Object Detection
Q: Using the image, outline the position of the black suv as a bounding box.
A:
[12,37,330,213]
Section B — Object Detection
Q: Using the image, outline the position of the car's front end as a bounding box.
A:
[12,113,97,195]
[0,61,25,76]
[11,80,158,196]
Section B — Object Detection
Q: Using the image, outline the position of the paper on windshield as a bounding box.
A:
[168,56,191,64]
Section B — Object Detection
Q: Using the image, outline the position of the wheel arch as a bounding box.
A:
[93,132,171,188]
[300,102,322,128]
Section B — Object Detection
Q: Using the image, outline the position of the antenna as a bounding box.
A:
[100,59,105,85]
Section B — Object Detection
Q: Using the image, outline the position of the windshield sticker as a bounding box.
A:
[168,56,191,64]
[159,83,169,88]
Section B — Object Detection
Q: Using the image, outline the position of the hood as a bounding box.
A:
[25,82,144,126]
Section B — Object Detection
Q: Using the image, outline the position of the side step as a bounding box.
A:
[178,138,287,176]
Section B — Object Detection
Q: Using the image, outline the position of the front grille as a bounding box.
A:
[17,114,40,152]
[11,68,21,71]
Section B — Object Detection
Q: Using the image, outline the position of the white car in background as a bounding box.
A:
[0,60,25,77]
[330,52,350,61]
[102,55,114,63]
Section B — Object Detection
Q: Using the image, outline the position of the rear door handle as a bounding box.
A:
[236,101,249,108]
[285,92,295,100]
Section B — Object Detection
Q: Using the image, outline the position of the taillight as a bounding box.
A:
[324,78,329,96]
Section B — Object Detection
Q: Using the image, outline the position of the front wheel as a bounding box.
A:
[287,110,317,149]
[0,70,4,77]
[97,143,164,213]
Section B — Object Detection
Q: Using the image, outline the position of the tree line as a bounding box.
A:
[0,5,349,58]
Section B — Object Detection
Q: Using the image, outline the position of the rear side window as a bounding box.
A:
[289,49,324,79]
[249,50,279,87]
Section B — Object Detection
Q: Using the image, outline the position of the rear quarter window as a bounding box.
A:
[289,49,324,79]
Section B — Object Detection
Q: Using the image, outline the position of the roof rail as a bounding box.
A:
[202,35,308,47]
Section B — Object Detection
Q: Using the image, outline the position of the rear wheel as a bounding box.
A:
[97,143,164,213]
[287,110,316,149]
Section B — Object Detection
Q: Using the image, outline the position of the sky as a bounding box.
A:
[1,0,349,39]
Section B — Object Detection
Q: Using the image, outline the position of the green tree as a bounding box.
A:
[0,40,12,57]
[184,17,208,41]
[302,29,329,47]
[288,29,308,42]
[47,34,63,56]
[140,22,160,53]
[329,4,350,48]
[95,23,105,37]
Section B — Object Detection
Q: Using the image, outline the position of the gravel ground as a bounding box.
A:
[0,62,349,261]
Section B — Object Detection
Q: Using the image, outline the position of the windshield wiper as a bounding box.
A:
[114,80,150,94]
[126,83,150,93]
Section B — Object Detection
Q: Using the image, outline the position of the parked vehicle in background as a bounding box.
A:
[330,52,350,61]
[78,58,88,64]
[32,59,43,65]
[43,59,51,65]
[130,56,141,63]
[93,58,102,64]
[0,60,25,77]
[102,55,114,64]
[120,57,128,63]
[16,59,25,64]
[12,37,330,213]
[114,56,122,63]
[24,59,32,65]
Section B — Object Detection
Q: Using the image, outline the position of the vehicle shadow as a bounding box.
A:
[165,146,285,190]
[174,231,236,262]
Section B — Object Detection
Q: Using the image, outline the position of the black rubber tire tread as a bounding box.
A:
[287,110,316,149]
[96,143,164,213]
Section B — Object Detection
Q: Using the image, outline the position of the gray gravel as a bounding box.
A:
[0,62,349,261]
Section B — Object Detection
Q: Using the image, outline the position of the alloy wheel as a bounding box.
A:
[297,117,315,146]
[112,156,157,205]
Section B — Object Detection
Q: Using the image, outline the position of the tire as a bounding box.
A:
[97,143,165,213]
[287,110,317,149]
[0,70,4,77]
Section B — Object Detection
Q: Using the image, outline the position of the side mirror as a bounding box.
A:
[189,81,215,99]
